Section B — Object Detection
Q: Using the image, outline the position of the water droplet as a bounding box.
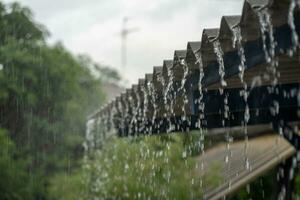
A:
[246,184,251,194]
[245,158,250,170]
[225,155,229,163]
[256,7,278,86]
[125,163,129,170]
[182,151,187,159]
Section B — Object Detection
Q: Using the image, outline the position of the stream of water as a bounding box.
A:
[164,63,175,133]
[288,0,300,55]
[232,25,250,171]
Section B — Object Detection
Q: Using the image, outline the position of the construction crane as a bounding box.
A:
[121,17,139,71]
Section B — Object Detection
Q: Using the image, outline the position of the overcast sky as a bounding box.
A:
[3,0,244,85]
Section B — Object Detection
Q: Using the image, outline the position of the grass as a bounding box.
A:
[83,132,223,199]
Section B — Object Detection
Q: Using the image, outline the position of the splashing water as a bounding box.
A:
[288,0,300,55]
[147,81,155,134]
[213,40,230,128]
[270,100,280,116]
[195,52,206,132]
[123,98,130,135]
[143,84,150,134]
[213,40,227,95]
[232,26,247,86]
[223,94,229,123]
[257,7,274,63]
[213,39,234,176]
[156,74,165,131]
[196,52,205,128]
[126,96,134,135]
[257,7,297,200]
[194,52,206,190]
[257,6,283,139]
[164,65,175,132]
[137,89,144,133]
[232,25,251,170]
[150,84,158,132]
[257,6,279,87]
[85,118,96,151]
[129,93,139,134]
[118,100,126,135]
[179,58,190,127]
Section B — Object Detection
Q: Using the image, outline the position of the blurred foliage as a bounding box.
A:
[83,133,222,200]
[0,128,34,200]
[77,54,121,84]
[96,64,121,83]
[0,1,120,199]
[48,170,85,200]
[293,165,300,198]
[230,169,278,200]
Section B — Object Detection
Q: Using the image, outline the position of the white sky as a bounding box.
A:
[3,0,244,85]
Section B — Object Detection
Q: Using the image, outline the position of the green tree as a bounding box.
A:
[0,128,33,200]
[0,1,110,199]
